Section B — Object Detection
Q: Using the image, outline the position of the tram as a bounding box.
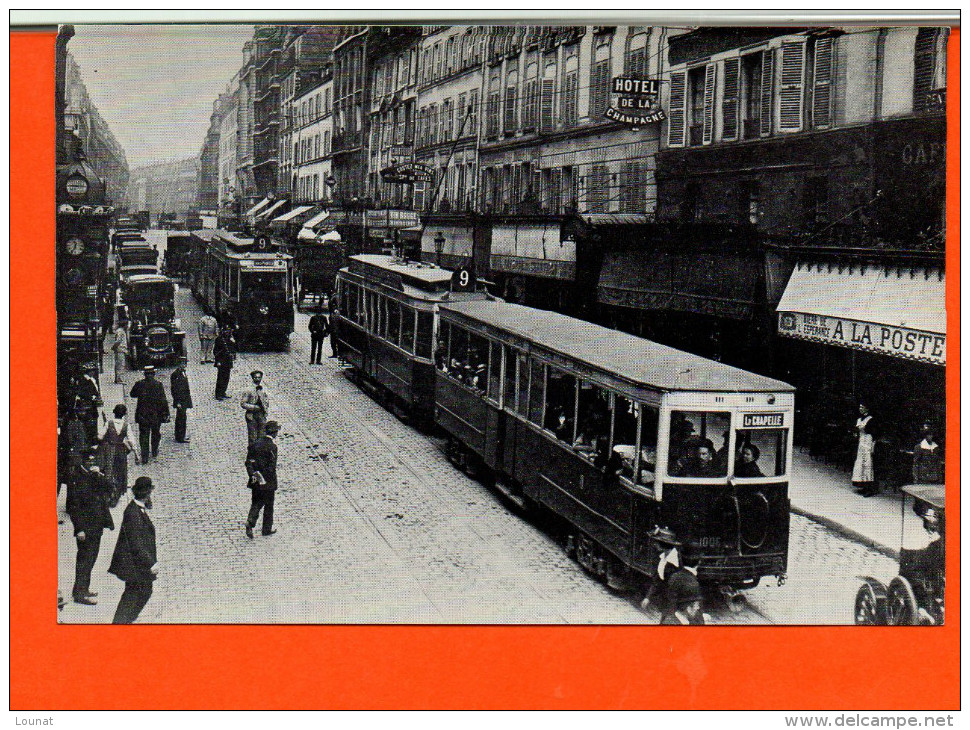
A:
[331,254,493,424]
[434,301,795,592]
[191,230,295,349]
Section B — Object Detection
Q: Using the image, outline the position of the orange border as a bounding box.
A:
[10,28,959,710]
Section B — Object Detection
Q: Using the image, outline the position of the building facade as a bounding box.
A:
[127,157,199,222]
[197,94,225,212]
[291,70,334,204]
[218,76,240,224]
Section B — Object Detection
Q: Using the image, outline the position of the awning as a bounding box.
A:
[271,205,312,224]
[776,261,946,365]
[255,199,286,221]
[244,198,270,217]
[490,222,576,280]
[302,209,330,230]
[318,229,341,243]
[598,247,760,320]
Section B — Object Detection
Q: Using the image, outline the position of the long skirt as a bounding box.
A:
[852,433,875,486]
[99,444,129,501]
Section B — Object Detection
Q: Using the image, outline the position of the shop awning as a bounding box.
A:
[776,261,946,365]
[302,209,330,230]
[490,222,576,280]
[244,198,270,217]
[271,205,312,224]
[255,199,286,221]
[598,247,760,320]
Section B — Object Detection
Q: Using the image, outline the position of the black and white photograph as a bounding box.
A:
[54,18,948,626]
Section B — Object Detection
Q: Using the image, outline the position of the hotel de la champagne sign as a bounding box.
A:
[605,77,666,126]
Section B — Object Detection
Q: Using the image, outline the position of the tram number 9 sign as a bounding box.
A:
[451,267,475,292]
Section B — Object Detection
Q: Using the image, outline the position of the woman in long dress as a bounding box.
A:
[98,403,138,505]
[852,403,878,497]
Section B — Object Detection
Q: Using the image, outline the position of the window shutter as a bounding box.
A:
[702,62,716,144]
[722,57,740,141]
[667,70,687,147]
[812,37,834,129]
[504,85,517,133]
[778,41,806,132]
[913,28,940,112]
[759,50,774,137]
[539,78,555,133]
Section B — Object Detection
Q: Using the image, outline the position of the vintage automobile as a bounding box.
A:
[162,231,193,280]
[119,274,186,366]
[855,484,945,625]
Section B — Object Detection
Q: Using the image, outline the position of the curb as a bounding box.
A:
[790,504,899,561]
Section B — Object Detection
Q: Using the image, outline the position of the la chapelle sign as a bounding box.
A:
[605,77,665,125]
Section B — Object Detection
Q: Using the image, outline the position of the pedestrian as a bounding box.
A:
[852,403,879,497]
[640,527,682,613]
[659,565,706,625]
[170,357,193,443]
[108,476,158,624]
[75,362,103,444]
[308,307,328,365]
[241,369,269,445]
[111,321,128,384]
[99,292,114,354]
[61,406,89,497]
[912,421,944,484]
[129,365,170,464]
[98,403,138,506]
[67,449,115,605]
[245,420,280,538]
[328,295,341,359]
[213,329,235,400]
[198,312,218,364]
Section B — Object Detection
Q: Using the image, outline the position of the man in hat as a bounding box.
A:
[640,527,682,613]
[109,476,158,624]
[213,328,235,400]
[197,312,218,364]
[659,553,706,625]
[130,366,170,464]
[170,357,192,443]
[111,320,128,384]
[67,449,115,605]
[308,307,328,365]
[244,420,280,538]
[75,362,103,444]
[241,369,269,445]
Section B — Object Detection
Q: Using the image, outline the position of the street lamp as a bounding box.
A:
[434,231,445,267]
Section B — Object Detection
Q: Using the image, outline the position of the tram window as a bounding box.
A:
[367,292,378,332]
[387,300,401,346]
[229,268,238,297]
[502,345,517,411]
[466,333,488,391]
[574,381,610,467]
[436,321,450,370]
[244,271,286,293]
[516,353,529,416]
[345,283,358,320]
[636,405,660,487]
[610,394,639,482]
[400,305,415,353]
[668,411,731,478]
[528,361,545,424]
[416,312,433,358]
[734,428,788,478]
[544,367,577,443]
[450,326,468,378]
[487,340,501,401]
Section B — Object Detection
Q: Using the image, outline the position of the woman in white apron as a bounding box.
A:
[852,403,878,497]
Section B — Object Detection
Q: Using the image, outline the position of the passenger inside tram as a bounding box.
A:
[669,411,731,478]
[735,443,764,478]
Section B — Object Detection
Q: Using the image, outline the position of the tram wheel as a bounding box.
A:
[886,576,919,626]
[854,579,888,625]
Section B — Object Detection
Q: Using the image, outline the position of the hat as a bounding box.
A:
[649,526,682,547]
[264,420,280,434]
[131,476,154,497]
[143,365,155,373]
[667,570,703,608]
[250,369,263,378]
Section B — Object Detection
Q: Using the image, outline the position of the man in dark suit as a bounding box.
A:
[67,449,115,605]
[659,553,707,625]
[213,330,235,400]
[130,366,170,463]
[109,476,158,624]
[75,362,103,444]
[170,357,192,443]
[245,420,280,538]
[308,308,328,364]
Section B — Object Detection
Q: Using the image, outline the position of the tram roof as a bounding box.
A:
[123,274,172,285]
[440,300,795,393]
[348,254,455,287]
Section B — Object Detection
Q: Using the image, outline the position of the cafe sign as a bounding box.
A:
[778,311,946,366]
[605,76,665,125]
[380,161,435,184]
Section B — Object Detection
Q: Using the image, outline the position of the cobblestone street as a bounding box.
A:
[58,241,898,624]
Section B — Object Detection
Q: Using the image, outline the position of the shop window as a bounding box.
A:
[544,367,577,443]
[528,360,546,425]
[734,428,788,478]
[573,381,610,467]
[803,176,828,229]
[487,340,502,402]
[667,410,731,478]
[400,305,415,354]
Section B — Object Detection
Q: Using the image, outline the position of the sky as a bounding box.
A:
[68,24,255,169]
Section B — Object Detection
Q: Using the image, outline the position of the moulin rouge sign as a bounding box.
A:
[605,77,665,125]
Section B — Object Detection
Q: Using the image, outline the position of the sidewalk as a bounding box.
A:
[790,447,904,558]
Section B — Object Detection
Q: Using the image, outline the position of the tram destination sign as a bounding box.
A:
[742,413,784,429]
[606,76,666,125]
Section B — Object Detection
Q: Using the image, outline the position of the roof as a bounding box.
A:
[123,274,172,285]
[303,209,330,229]
[244,198,270,217]
[272,205,313,223]
[350,254,455,285]
[440,300,795,393]
[902,484,944,509]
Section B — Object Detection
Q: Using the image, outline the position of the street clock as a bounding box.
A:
[65,175,89,198]
[66,237,85,255]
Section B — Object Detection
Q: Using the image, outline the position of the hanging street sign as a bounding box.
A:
[606,76,666,125]
[381,161,435,185]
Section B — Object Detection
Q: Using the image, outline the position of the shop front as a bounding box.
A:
[268,205,318,253]
[364,209,421,257]
[775,258,946,484]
